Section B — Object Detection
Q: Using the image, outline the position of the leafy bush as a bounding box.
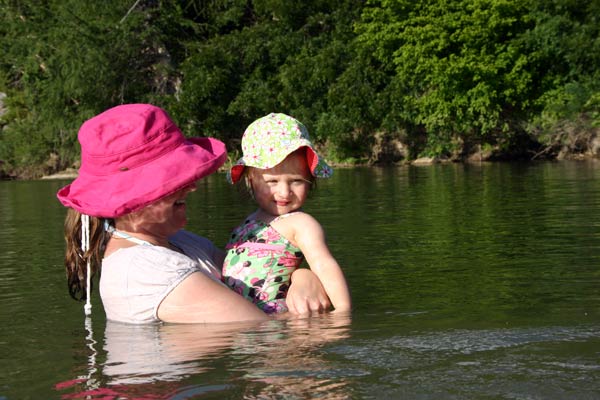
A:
[1,0,598,177]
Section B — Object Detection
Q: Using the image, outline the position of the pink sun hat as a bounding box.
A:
[227,113,333,184]
[57,104,227,218]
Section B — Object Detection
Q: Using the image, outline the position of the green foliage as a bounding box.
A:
[355,0,599,158]
[356,0,535,156]
[170,0,363,149]
[1,0,599,177]
[0,0,188,175]
[522,0,600,139]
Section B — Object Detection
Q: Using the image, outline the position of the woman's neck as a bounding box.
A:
[113,222,171,248]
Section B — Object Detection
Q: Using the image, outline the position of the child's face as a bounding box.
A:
[249,150,312,217]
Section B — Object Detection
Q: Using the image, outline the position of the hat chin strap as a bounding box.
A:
[81,214,92,316]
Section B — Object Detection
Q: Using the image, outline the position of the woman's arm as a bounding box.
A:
[290,214,352,312]
[158,272,269,323]
[159,268,331,322]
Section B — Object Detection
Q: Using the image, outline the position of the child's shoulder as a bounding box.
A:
[270,211,325,246]
[274,211,322,228]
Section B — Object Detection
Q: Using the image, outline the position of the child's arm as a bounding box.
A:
[287,213,352,312]
[286,268,331,314]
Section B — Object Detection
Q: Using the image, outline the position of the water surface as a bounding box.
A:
[1,161,599,399]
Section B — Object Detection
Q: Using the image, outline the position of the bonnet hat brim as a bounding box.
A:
[227,113,332,184]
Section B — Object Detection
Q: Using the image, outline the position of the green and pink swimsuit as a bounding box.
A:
[223,213,304,313]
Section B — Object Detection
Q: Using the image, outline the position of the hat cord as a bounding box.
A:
[81,214,92,316]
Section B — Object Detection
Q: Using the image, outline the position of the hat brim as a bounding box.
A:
[228,145,332,184]
[57,137,227,218]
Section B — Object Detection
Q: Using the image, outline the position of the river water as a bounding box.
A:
[1,161,599,399]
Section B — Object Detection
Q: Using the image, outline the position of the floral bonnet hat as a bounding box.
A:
[228,113,333,184]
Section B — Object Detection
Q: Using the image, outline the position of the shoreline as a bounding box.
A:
[35,156,599,181]
[40,168,79,180]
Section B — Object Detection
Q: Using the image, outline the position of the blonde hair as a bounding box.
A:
[63,208,111,301]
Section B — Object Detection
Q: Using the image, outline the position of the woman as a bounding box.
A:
[57,104,330,324]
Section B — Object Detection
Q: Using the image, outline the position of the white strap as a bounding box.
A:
[104,222,154,246]
[81,214,92,316]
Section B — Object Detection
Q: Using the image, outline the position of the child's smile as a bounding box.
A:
[249,150,312,217]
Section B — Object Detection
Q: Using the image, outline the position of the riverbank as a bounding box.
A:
[39,168,79,180]
[34,153,600,181]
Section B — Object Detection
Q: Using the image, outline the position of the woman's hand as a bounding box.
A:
[286,268,331,315]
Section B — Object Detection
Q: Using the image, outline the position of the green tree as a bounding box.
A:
[356,0,540,157]
[521,0,600,154]
[0,0,184,176]
[354,0,599,159]
[169,0,363,162]
[1,0,598,178]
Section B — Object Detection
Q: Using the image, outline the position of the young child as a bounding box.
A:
[223,113,351,314]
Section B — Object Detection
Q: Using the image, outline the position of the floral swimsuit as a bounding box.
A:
[223,213,304,313]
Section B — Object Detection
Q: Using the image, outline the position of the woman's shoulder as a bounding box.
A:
[100,243,203,324]
[102,235,221,283]
[170,230,219,258]
[169,230,222,277]
[170,229,214,248]
[103,243,195,270]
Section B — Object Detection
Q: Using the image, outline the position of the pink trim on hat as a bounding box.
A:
[304,147,319,175]
[229,145,321,184]
[230,164,246,184]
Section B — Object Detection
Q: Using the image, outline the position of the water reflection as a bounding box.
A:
[233,315,353,399]
[56,313,352,399]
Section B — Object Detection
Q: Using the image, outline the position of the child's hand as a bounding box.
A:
[286,269,331,315]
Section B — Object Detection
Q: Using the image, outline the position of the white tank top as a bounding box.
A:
[100,230,222,324]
